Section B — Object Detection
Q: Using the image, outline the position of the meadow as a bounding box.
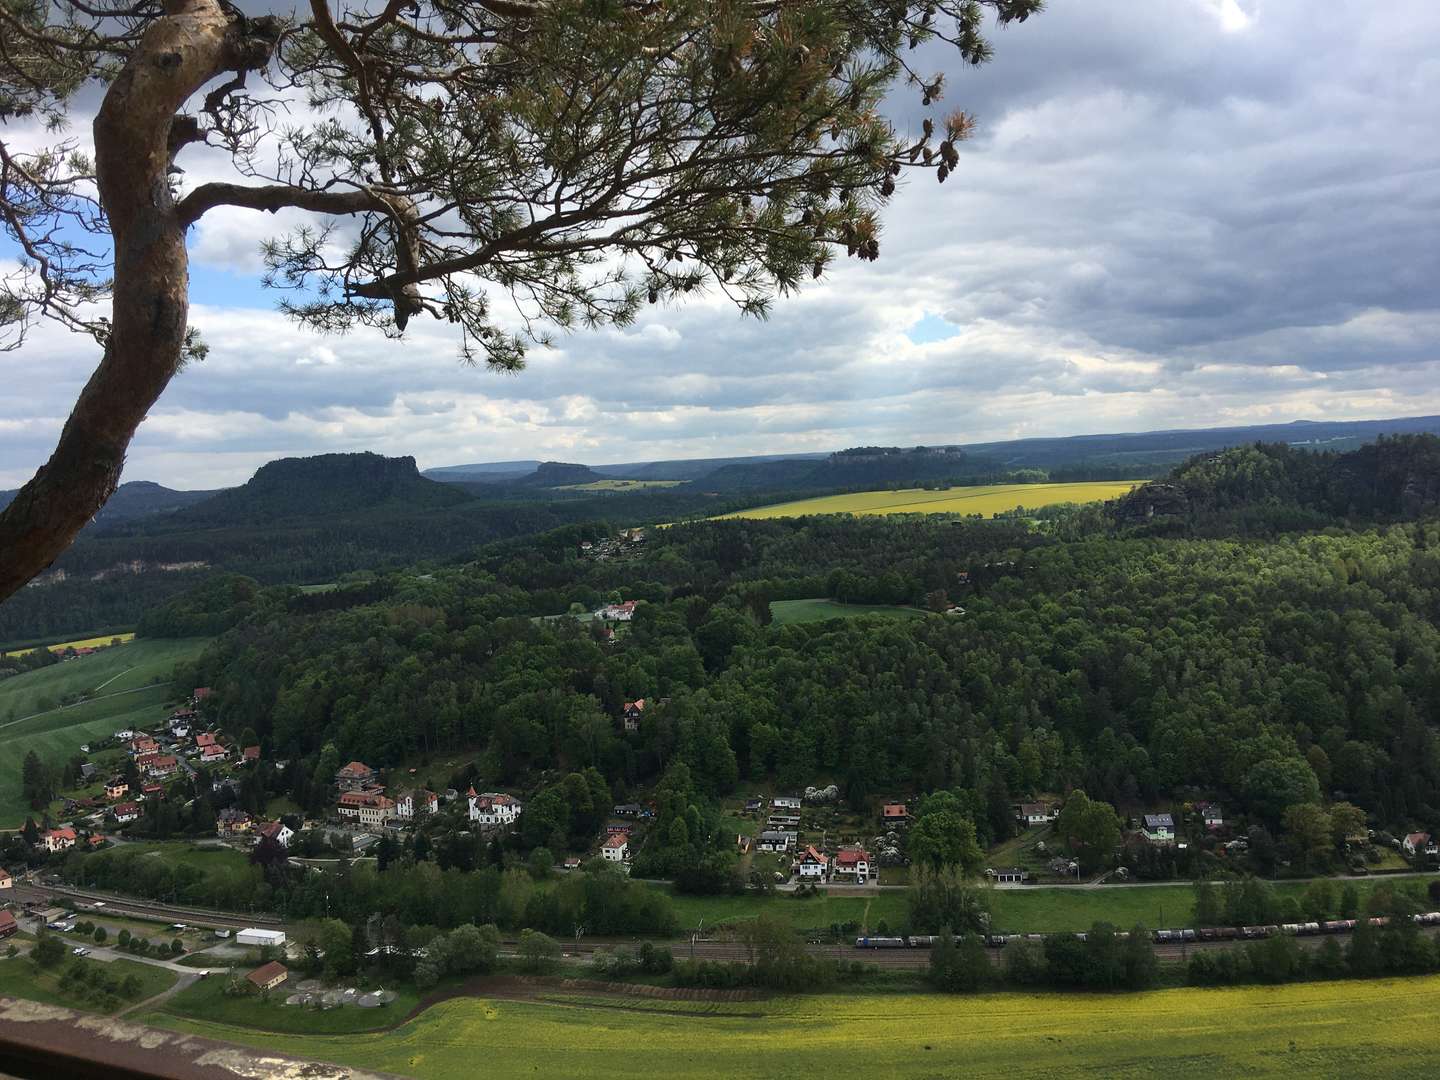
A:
[155,976,421,1034]
[142,976,1440,1078]
[0,956,175,1014]
[717,480,1141,520]
[558,479,685,491]
[768,599,930,625]
[0,638,208,826]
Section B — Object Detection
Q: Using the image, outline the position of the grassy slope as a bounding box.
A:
[155,975,421,1035]
[718,480,1140,520]
[143,976,1440,1079]
[769,599,930,625]
[0,956,175,1013]
[0,638,208,827]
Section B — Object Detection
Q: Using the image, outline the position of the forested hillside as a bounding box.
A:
[171,509,1440,876]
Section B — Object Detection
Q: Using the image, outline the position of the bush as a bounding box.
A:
[170,938,184,955]
[92,926,106,943]
[117,929,131,947]
[517,929,561,973]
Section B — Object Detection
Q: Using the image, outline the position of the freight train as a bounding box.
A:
[854,912,1440,950]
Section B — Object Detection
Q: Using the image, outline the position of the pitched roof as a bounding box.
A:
[603,833,628,849]
[882,803,908,817]
[1406,832,1431,846]
[0,910,17,933]
[797,845,827,865]
[1143,813,1175,829]
[835,847,869,865]
[243,745,261,760]
[245,960,288,987]
[336,760,375,777]
[47,827,77,841]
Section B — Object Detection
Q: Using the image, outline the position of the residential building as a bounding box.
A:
[134,753,160,771]
[195,732,218,749]
[602,833,629,862]
[201,743,229,765]
[338,791,395,826]
[245,961,288,993]
[989,867,1029,884]
[1403,832,1433,856]
[255,820,294,848]
[881,803,909,827]
[1140,814,1175,844]
[141,782,164,799]
[468,790,522,827]
[242,745,261,764]
[79,763,97,781]
[217,808,253,837]
[1016,802,1058,827]
[130,736,158,756]
[832,847,872,884]
[772,796,802,811]
[613,802,645,817]
[595,600,638,621]
[1198,803,1224,830]
[756,830,796,853]
[0,868,12,889]
[104,778,129,801]
[622,699,645,732]
[192,687,212,703]
[147,756,179,779]
[395,789,438,820]
[0,910,17,940]
[112,802,140,824]
[42,828,77,853]
[335,761,379,791]
[794,846,828,881]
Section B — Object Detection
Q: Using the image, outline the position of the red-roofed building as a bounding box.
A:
[595,600,638,622]
[622,699,646,732]
[193,687,212,702]
[338,790,395,827]
[1403,832,1436,856]
[468,791,522,827]
[147,755,179,778]
[881,803,909,827]
[112,801,140,824]
[242,745,261,763]
[245,960,288,993]
[0,910,18,940]
[42,827,77,853]
[195,732,218,748]
[201,742,228,764]
[832,846,871,883]
[334,761,379,791]
[794,845,828,881]
[601,833,629,862]
[255,820,294,848]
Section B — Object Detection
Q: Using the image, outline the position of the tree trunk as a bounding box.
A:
[0,0,241,602]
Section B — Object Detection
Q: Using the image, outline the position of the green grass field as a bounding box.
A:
[769,599,931,625]
[0,956,175,1013]
[662,887,910,933]
[558,479,685,491]
[154,975,421,1034]
[718,480,1141,520]
[0,638,208,827]
[141,976,1440,1078]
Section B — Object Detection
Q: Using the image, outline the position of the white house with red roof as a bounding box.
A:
[832,846,871,883]
[42,827,77,853]
[334,761,379,791]
[255,820,294,848]
[338,791,396,826]
[794,845,828,881]
[395,789,439,821]
[1403,832,1436,856]
[146,756,179,779]
[468,790,522,827]
[201,742,229,765]
[602,833,629,862]
[111,802,140,824]
[622,699,646,732]
[595,600,638,622]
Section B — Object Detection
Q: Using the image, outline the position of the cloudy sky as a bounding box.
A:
[4,0,1439,489]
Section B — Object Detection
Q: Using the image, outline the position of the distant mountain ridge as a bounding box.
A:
[0,480,216,523]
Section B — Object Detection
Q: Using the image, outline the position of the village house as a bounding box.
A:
[104,778,129,801]
[1403,832,1435,856]
[771,796,802,812]
[80,763,97,781]
[147,755,179,779]
[756,830,796,853]
[602,833,629,862]
[217,808,253,837]
[1016,802,1058,827]
[0,910,17,940]
[242,745,261,764]
[0,867,13,889]
[338,791,396,827]
[42,827,77,853]
[613,803,645,817]
[832,846,872,884]
[335,761,379,791]
[881,803,909,827]
[245,960,288,993]
[395,789,439,821]
[1140,813,1176,844]
[255,820,294,848]
[767,815,801,830]
[1197,802,1224,830]
[135,752,160,771]
[988,867,1029,884]
[192,687,212,704]
[142,782,164,799]
[111,802,140,824]
[201,742,229,765]
[468,790,522,827]
[622,699,645,732]
[794,845,828,881]
[594,600,639,621]
[744,798,764,814]
[129,736,157,756]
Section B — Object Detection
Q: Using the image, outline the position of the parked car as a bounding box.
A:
[71,947,90,957]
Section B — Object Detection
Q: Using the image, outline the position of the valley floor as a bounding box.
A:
[140,975,1440,1079]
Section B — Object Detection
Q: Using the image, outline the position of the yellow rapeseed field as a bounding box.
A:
[147,977,1440,1079]
[716,481,1141,520]
[2,632,135,658]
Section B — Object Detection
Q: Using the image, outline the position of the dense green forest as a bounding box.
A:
[124,438,1440,892]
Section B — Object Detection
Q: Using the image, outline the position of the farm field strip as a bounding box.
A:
[718,480,1141,520]
[139,976,1440,1078]
[3,632,137,658]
